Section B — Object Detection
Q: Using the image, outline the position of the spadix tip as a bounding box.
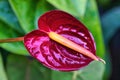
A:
[98,58,106,64]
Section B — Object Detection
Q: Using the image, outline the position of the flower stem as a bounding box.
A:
[0,37,24,43]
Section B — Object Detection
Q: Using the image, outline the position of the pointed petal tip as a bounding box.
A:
[98,58,106,64]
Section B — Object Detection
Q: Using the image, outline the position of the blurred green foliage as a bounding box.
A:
[102,7,120,45]
[101,6,120,80]
[52,61,104,80]
[0,0,106,80]
[0,53,7,80]
[7,54,51,80]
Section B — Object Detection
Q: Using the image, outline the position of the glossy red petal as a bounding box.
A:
[24,10,96,71]
[38,10,89,33]
[38,10,96,54]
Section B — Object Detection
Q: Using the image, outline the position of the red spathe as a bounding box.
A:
[24,10,96,71]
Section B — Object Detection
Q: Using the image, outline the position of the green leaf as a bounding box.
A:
[52,71,73,80]
[0,21,28,55]
[0,0,24,34]
[47,0,87,17]
[76,61,105,80]
[7,54,51,80]
[0,53,8,80]
[35,0,54,27]
[0,0,28,55]
[8,0,38,33]
[81,0,105,58]
[8,0,54,33]
[52,61,105,80]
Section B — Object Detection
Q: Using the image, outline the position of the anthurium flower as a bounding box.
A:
[24,10,105,71]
